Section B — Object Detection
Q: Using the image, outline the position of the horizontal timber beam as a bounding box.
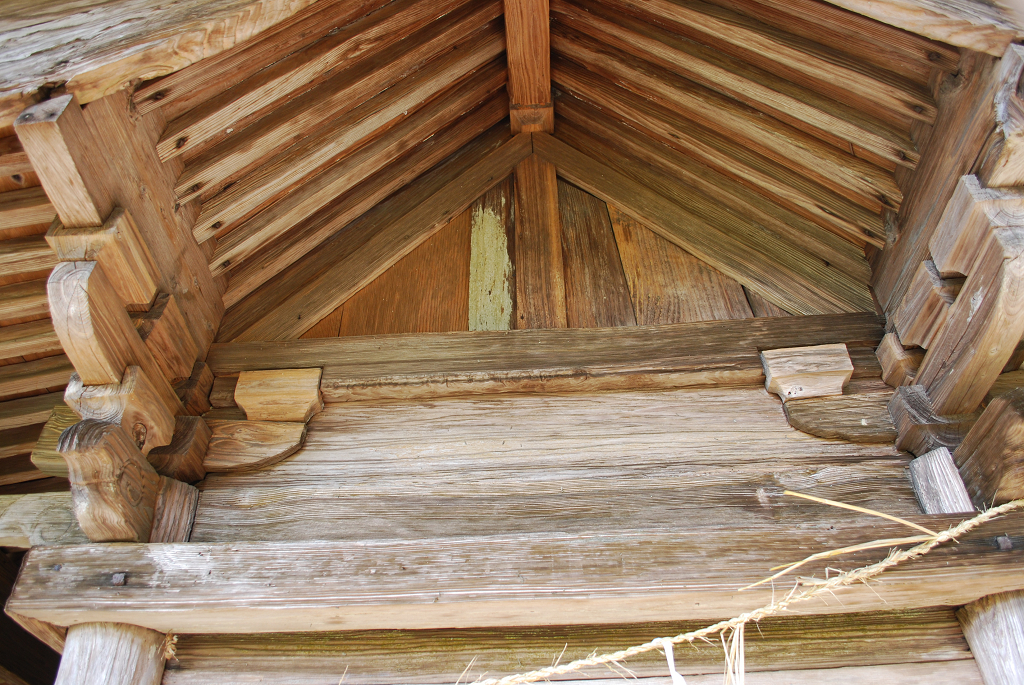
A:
[207,313,884,401]
[9,511,1024,633]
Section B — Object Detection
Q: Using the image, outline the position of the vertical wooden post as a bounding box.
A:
[54,623,165,685]
[514,154,565,328]
[957,591,1024,685]
[504,0,553,133]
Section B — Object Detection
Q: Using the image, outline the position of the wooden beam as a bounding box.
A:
[889,385,980,456]
[975,45,1024,187]
[0,280,48,326]
[514,154,566,328]
[29,405,79,478]
[892,260,963,349]
[149,476,200,543]
[10,510,1024,633]
[784,382,897,443]
[229,133,532,341]
[762,343,853,401]
[909,447,975,514]
[533,131,874,315]
[0,392,65,432]
[130,293,199,382]
[174,362,215,417]
[954,387,1024,507]
[208,313,883,401]
[505,0,553,133]
[0,356,73,403]
[957,591,1024,685]
[0,187,54,232]
[0,235,59,283]
[203,420,306,473]
[0,319,60,362]
[876,331,924,387]
[0,492,87,548]
[53,623,165,685]
[147,417,209,483]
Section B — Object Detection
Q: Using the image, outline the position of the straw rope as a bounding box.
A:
[472,498,1024,685]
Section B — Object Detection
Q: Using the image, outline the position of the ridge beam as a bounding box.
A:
[505,0,553,133]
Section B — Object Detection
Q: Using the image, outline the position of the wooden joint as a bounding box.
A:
[875,331,924,387]
[761,343,853,401]
[888,385,980,456]
[130,292,200,382]
[173,361,215,416]
[148,416,210,483]
[892,260,964,349]
[954,387,1024,507]
[234,368,323,422]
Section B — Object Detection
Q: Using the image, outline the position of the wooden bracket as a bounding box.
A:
[761,343,853,401]
[954,387,1024,507]
[888,385,979,456]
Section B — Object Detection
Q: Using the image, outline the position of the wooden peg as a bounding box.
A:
[130,292,199,382]
[58,420,162,543]
[45,208,159,311]
[234,368,323,422]
[148,416,210,483]
[761,343,853,401]
[64,366,174,457]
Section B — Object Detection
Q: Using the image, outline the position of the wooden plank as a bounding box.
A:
[46,208,160,312]
[234,369,322,423]
[558,182,635,328]
[818,0,1022,56]
[29,405,79,478]
[158,0,469,161]
[505,0,553,133]
[0,235,58,283]
[0,136,32,177]
[0,355,73,403]
[0,492,87,548]
[133,0,392,117]
[0,187,53,231]
[0,280,48,326]
[0,454,46,487]
[608,204,750,325]
[47,261,185,416]
[203,49,507,271]
[54,622,165,685]
[148,417,210,484]
[11,508,1024,633]
[0,424,43,460]
[218,93,509,309]
[165,609,972,682]
[916,227,1024,414]
[555,95,871,284]
[63,366,175,458]
[231,133,532,341]
[0,392,64,431]
[784,381,897,443]
[175,0,501,204]
[203,420,306,473]
[535,132,874,315]
[513,154,566,329]
[0,319,60,362]
[554,0,916,173]
[954,387,1024,507]
[745,287,791,317]
[468,177,514,331]
[550,51,887,247]
[335,207,473,337]
[910,447,975,514]
[957,591,1024,685]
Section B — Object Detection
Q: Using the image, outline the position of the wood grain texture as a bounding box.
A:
[0,392,64,432]
[505,0,553,132]
[977,45,1024,187]
[47,261,184,416]
[208,313,885,402]
[0,318,60,363]
[174,362,214,416]
[164,609,972,682]
[57,420,161,543]
[12,507,1024,633]
[147,417,210,484]
[0,492,87,548]
[468,177,514,331]
[29,405,79,478]
[877,331,924,387]
[762,343,854,400]
[609,204,751,325]
[514,154,566,329]
[46,208,159,311]
[54,622,165,685]
[0,356,74,403]
[558,182,635,328]
[0,235,58,284]
[0,187,53,233]
[954,387,1024,507]
[130,293,199,382]
[892,260,959,349]
[193,385,910,543]
[889,385,980,456]
[63,367,175,458]
[0,280,49,327]
[234,368,322,422]
[209,376,238,409]
[334,208,472,337]
[784,382,897,443]
[910,447,975,515]
[958,591,1024,685]
[149,476,200,544]
[745,287,791,317]
[203,420,306,473]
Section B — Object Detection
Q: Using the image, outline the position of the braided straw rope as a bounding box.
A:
[473,498,1024,685]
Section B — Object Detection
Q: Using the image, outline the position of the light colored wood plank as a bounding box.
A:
[910,447,975,514]
[54,622,165,685]
[558,182,635,328]
[0,318,60,362]
[11,508,1024,633]
[0,492,87,548]
[46,208,159,312]
[29,404,79,478]
[335,207,473,338]
[505,0,553,133]
[745,287,791,317]
[0,391,64,431]
[234,369,322,423]
[204,420,307,473]
[0,279,48,326]
[609,204,751,325]
[0,186,52,231]
[954,387,1024,507]
[762,343,853,400]
[468,177,514,331]
[0,235,58,283]
[58,420,162,543]
[958,591,1024,685]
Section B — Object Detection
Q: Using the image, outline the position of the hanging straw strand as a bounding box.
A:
[472,498,1024,685]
